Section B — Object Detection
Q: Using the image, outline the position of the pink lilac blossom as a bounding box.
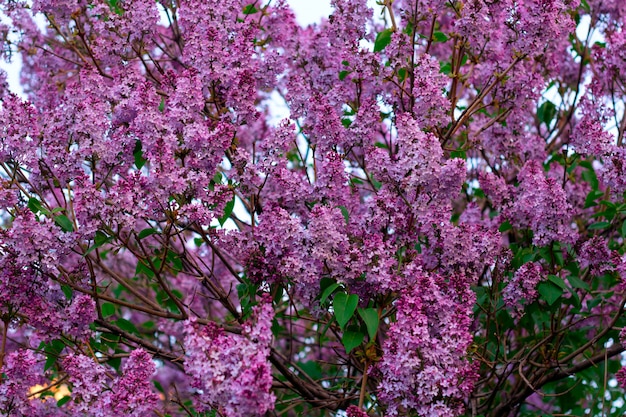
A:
[569,83,614,157]
[411,54,450,129]
[346,405,369,417]
[183,302,275,416]
[110,349,160,416]
[577,236,614,276]
[503,262,545,315]
[378,269,478,416]
[62,354,108,413]
[506,160,576,246]
[1,0,625,415]
[617,328,626,389]
[0,350,45,416]
[63,295,96,338]
[369,113,445,192]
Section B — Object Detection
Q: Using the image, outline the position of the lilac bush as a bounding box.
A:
[0,0,626,416]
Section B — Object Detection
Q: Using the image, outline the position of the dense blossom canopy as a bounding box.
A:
[1,0,626,416]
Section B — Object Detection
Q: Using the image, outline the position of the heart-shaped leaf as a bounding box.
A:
[342,325,365,354]
[358,308,379,339]
[333,292,359,330]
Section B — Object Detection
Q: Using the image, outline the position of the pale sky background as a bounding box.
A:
[290,0,333,26]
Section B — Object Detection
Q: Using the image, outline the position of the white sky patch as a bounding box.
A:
[0,11,25,97]
[288,0,332,26]
[1,6,47,97]
[0,55,23,97]
[265,90,290,126]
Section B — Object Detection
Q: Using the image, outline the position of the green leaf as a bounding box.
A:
[41,339,65,371]
[158,287,177,312]
[166,250,183,272]
[242,4,258,14]
[397,67,407,83]
[553,248,564,266]
[39,390,55,399]
[101,302,116,318]
[587,296,602,309]
[138,228,159,239]
[547,274,567,290]
[432,31,448,42]
[450,149,466,159]
[84,231,113,256]
[403,21,414,36]
[133,140,146,169]
[498,221,512,232]
[54,214,74,232]
[565,286,581,309]
[271,283,284,305]
[537,100,557,126]
[108,356,122,371]
[580,0,590,12]
[342,325,365,353]
[582,170,600,192]
[61,284,73,300]
[338,205,350,224]
[153,380,165,393]
[600,200,617,209]
[373,29,393,53]
[568,274,589,290]
[237,282,248,299]
[333,292,359,330]
[588,221,610,230]
[320,283,340,305]
[218,197,236,227]
[621,220,626,238]
[106,0,123,15]
[99,332,120,349]
[94,231,110,246]
[27,198,43,214]
[57,396,71,407]
[537,281,563,305]
[135,260,155,279]
[208,172,223,191]
[350,177,364,186]
[298,360,323,380]
[358,308,379,339]
[440,61,452,75]
[374,142,389,149]
[584,190,602,208]
[115,318,139,335]
[339,70,349,81]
